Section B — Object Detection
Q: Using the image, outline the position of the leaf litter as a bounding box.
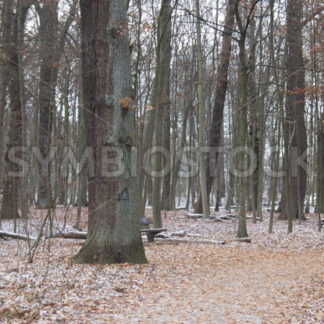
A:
[0,207,323,323]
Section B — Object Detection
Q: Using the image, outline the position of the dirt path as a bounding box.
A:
[0,241,323,323]
[140,245,324,323]
[0,208,323,323]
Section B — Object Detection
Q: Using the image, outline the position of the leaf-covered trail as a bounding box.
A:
[0,208,323,323]
[143,245,323,323]
[0,240,323,323]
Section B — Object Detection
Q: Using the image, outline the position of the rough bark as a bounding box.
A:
[1,2,23,220]
[0,0,13,189]
[279,0,307,221]
[35,0,58,209]
[73,0,147,264]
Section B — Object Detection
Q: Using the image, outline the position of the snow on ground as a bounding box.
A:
[0,207,323,323]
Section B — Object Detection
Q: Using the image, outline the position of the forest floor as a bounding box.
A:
[0,207,323,323]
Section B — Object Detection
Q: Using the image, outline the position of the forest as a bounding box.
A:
[0,0,323,322]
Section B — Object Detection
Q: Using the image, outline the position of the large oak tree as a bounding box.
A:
[73,0,147,264]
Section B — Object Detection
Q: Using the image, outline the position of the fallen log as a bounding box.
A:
[0,231,33,241]
[0,229,251,245]
[0,231,87,240]
[222,214,236,219]
[170,231,186,237]
[246,215,261,221]
[154,237,251,245]
[187,213,203,220]
[58,232,87,239]
[154,238,226,245]
[231,237,251,243]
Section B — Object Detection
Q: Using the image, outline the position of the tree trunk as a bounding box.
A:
[152,0,172,228]
[1,1,23,220]
[195,0,209,219]
[74,56,87,229]
[73,0,147,264]
[36,0,77,209]
[233,0,257,238]
[280,0,307,221]
[269,119,280,233]
[193,0,235,213]
[247,15,258,220]
[215,124,225,211]
[236,36,249,238]
[170,100,190,210]
[317,113,324,213]
[0,0,12,189]
[162,88,171,210]
[36,0,58,209]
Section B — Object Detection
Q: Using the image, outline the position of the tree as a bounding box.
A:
[170,56,193,210]
[35,0,58,209]
[1,0,32,220]
[73,0,147,264]
[233,0,261,238]
[35,0,78,209]
[279,0,307,223]
[246,7,258,220]
[193,0,235,214]
[0,0,12,188]
[152,0,172,228]
[195,0,209,219]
